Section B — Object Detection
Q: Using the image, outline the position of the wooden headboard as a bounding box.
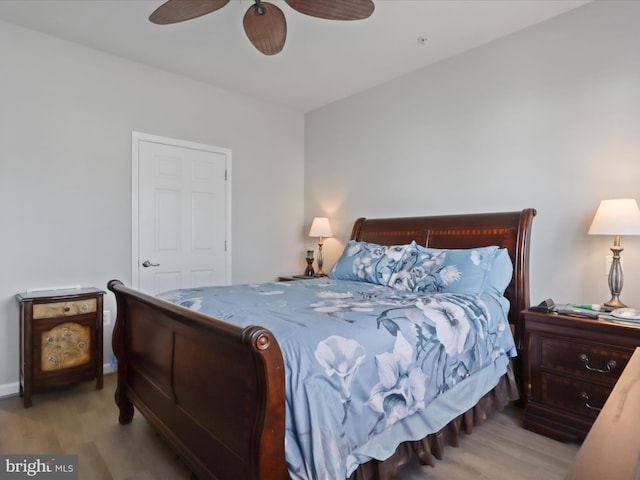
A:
[350,209,537,349]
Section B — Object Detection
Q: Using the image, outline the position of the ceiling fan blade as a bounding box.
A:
[149,0,231,25]
[243,2,287,56]
[284,0,374,21]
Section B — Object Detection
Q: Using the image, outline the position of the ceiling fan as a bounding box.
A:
[149,0,375,56]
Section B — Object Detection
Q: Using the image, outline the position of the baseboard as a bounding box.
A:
[0,381,20,399]
[0,363,115,399]
[103,361,116,375]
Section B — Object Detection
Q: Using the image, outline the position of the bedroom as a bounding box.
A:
[1,0,639,478]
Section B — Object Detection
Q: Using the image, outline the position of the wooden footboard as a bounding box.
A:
[108,280,288,480]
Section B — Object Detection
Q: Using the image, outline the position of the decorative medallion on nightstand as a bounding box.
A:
[41,322,91,371]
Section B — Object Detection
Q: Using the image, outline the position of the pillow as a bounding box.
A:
[388,241,509,295]
[329,240,409,285]
[484,248,513,297]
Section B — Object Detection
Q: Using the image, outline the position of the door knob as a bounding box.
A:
[142,260,160,268]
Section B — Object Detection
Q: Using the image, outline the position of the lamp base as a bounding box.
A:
[604,297,627,310]
[604,242,626,311]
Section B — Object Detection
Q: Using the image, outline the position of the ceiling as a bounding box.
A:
[0,0,590,111]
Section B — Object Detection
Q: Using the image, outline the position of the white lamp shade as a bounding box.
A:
[309,217,333,238]
[588,199,640,236]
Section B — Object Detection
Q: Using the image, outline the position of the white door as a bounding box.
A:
[133,132,231,294]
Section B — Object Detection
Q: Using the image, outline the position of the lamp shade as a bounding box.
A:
[588,199,640,236]
[309,217,333,238]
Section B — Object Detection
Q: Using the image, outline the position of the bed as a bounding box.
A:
[108,208,535,480]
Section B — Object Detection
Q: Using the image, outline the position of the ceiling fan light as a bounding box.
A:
[253,0,267,16]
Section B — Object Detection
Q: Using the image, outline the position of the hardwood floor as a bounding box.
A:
[0,374,578,479]
[396,405,579,480]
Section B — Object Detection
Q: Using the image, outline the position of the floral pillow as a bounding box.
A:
[388,241,510,295]
[329,240,409,286]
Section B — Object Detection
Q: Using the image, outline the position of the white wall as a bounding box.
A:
[305,1,640,310]
[0,21,305,392]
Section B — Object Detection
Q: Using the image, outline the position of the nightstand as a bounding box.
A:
[278,274,326,281]
[522,309,640,441]
[16,287,105,407]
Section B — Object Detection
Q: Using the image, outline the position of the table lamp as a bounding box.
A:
[588,199,640,309]
[309,217,333,276]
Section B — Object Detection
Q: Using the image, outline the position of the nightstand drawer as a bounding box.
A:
[33,299,97,319]
[540,336,629,386]
[540,373,611,419]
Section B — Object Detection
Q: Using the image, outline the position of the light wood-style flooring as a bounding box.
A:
[0,374,578,479]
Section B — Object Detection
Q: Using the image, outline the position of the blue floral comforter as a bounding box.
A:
[158,278,516,480]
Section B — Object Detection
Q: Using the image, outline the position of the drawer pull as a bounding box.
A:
[579,354,616,373]
[579,392,602,412]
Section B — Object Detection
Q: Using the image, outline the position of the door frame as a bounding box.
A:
[131,131,232,289]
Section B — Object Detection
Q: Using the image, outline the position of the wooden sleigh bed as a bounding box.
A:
[108,208,536,480]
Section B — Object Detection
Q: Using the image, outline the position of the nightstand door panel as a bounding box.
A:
[32,314,97,385]
[37,319,94,373]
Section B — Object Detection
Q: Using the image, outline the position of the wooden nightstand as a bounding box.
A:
[278,274,326,281]
[566,347,640,479]
[16,287,105,407]
[522,309,640,441]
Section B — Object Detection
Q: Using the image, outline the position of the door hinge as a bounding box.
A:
[225,170,227,181]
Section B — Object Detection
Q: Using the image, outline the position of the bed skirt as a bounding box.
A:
[349,365,520,480]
